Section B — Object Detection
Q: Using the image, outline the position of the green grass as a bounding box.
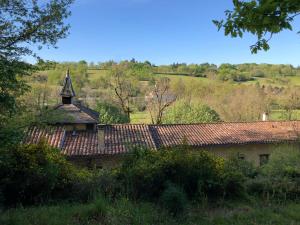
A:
[129,109,300,125]
[155,73,214,85]
[1,198,300,225]
[287,76,300,86]
[130,111,151,124]
[270,110,300,120]
[85,69,300,92]
[87,69,109,82]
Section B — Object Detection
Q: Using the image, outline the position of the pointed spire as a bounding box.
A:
[66,68,70,77]
[60,69,75,104]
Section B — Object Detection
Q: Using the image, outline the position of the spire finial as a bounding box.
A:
[60,68,75,104]
[66,68,70,77]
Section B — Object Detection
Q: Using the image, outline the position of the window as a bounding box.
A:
[259,154,270,166]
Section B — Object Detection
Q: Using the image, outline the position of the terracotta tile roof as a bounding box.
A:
[62,131,100,156]
[102,124,156,154]
[151,121,300,147]
[23,126,65,148]
[23,121,300,157]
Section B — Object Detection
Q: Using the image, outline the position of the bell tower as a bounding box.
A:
[60,69,76,104]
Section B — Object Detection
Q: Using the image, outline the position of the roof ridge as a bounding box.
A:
[102,120,300,126]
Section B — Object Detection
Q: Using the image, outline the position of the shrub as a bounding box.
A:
[224,154,257,178]
[70,172,97,203]
[0,141,92,206]
[117,147,225,201]
[247,144,300,201]
[219,154,255,198]
[222,170,246,198]
[160,183,187,216]
[262,144,300,179]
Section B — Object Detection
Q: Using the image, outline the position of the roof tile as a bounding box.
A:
[24,121,300,156]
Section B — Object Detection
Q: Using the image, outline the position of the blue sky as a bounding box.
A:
[30,0,300,66]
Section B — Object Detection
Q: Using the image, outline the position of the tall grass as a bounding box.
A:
[1,198,300,225]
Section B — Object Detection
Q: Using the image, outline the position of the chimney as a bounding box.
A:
[98,124,105,151]
[262,112,268,121]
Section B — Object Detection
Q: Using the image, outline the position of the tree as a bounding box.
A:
[147,77,176,124]
[163,101,221,124]
[23,83,52,112]
[213,85,268,122]
[0,0,73,58]
[214,0,300,53]
[278,86,300,120]
[0,59,32,117]
[0,0,73,148]
[108,64,139,121]
[95,102,129,124]
[0,0,73,118]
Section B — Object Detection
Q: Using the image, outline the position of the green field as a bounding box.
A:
[270,109,300,120]
[130,111,151,124]
[87,69,109,81]
[287,76,300,86]
[85,69,300,89]
[155,73,214,84]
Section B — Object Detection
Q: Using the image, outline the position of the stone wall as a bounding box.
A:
[67,142,299,168]
[202,142,298,166]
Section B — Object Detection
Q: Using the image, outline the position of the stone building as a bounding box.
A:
[23,71,300,168]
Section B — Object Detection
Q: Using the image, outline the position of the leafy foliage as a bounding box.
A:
[118,147,229,200]
[0,58,32,118]
[108,63,140,120]
[147,77,176,124]
[163,101,221,124]
[245,144,300,201]
[0,0,74,58]
[160,183,187,216]
[95,102,129,124]
[0,0,74,149]
[0,141,91,206]
[262,144,300,178]
[214,0,300,53]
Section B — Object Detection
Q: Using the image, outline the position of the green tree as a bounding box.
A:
[95,102,129,124]
[213,85,268,122]
[147,77,176,124]
[108,64,140,121]
[0,0,73,146]
[214,0,300,53]
[278,86,300,120]
[163,101,221,124]
[0,0,73,117]
[0,59,32,117]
